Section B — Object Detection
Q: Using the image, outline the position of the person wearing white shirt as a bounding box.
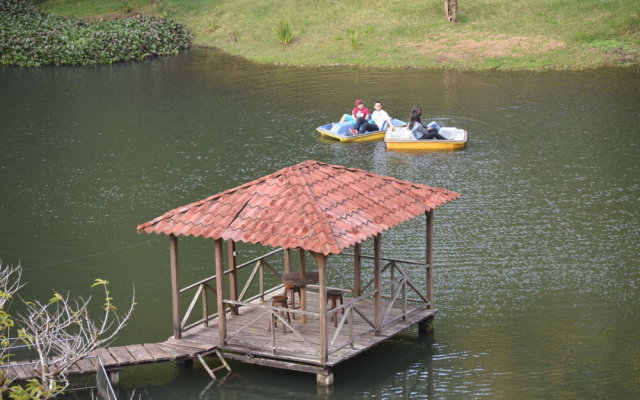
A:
[359,100,395,134]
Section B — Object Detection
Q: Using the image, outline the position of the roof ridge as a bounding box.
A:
[291,162,342,254]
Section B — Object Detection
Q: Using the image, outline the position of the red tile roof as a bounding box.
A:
[137,160,461,255]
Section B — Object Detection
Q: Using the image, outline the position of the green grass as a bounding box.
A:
[38,0,640,70]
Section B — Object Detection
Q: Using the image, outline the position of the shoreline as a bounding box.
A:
[34,0,640,71]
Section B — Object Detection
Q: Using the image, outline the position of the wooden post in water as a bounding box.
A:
[313,252,328,364]
[353,243,361,297]
[214,238,226,346]
[227,240,238,315]
[169,234,181,339]
[374,234,382,335]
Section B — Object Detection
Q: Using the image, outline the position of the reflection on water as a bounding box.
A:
[1,49,639,399]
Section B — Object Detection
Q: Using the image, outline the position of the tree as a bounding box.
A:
[445,0,458,22]
[0,263,25,390]
[0,263,135,399]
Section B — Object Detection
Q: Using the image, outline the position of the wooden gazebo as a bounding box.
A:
[137,160,460,385]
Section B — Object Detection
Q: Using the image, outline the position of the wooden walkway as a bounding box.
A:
[1,289,436,381]
[0,336,217,382]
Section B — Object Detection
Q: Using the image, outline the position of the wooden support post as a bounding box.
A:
[299,248,308,323]
[202,284,208,326]
[214,238,226,346]
[374,234,382,335]
[108,370,120,386]
[426,210,434,309]
[419,316,435,336]
[353,243,361,297]
[284,248,292,273]
[299,247,307,275]
[316,368,334,387]
[227,240,238,315]
[169,234,181,339]
[313,252,328,364]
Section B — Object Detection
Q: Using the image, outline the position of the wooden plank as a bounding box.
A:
[221,351,325,374]
[107,346,135,365]
[222,343,322,365]
[65,362,81,374]
[12,364,30,380]
[160,342,199,356]
[166,338,215,351]
[141,343,176,361]
[3,366,20,381]
[74,358,97,373]
[92,347,118,367]
[125,345,154,363]
[154,343,188,358]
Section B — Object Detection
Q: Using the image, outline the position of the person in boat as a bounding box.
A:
[355,100,395,134]
[339,99,370,131]
[407,106,447,140]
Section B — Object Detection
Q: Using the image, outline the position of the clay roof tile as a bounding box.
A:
[137,161,460,254]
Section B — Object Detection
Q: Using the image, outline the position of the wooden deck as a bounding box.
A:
[0,287,435,381]
[189,287,437,372]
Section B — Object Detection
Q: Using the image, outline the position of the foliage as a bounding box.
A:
[0,263,135,399]
[0,0,192,67]
[274,18,293,46]
[347,28,359,50]
[7,379,64,400]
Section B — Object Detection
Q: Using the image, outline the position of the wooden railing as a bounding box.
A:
[323,256,431,355]
[219,254,431,362]
[179,248,284,333]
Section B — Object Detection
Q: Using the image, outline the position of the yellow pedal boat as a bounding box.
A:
[317,118,406,143]
[385,126,467,151]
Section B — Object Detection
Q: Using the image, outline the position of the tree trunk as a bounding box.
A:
[445,0,458,23]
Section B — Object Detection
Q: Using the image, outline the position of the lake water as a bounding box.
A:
[1,49,639,399]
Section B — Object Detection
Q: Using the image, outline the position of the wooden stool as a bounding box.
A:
[326,289,344,327]
[270,295,291,332]
[283,284,302,319]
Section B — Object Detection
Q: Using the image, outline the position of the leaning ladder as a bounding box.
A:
[197,349,231,380]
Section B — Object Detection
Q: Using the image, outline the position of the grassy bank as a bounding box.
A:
[39,0,640,70]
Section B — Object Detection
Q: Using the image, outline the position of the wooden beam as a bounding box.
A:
[220,352,326,374]
[426,210,434,309]
[227,240,238,315]
[214,238,226,346]
[169,234,181,339]
[353,243,361,297]
[313,252,328,364]
[374,234,382,335]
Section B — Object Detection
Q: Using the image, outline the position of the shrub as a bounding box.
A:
[348,28,359,50]
[0,0,192,67]
[275,18,293,46]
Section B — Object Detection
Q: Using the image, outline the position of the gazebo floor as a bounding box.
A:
[181,290,437,373]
